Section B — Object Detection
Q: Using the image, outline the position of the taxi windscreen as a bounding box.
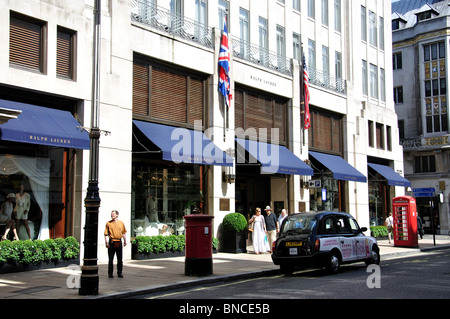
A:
[281,214,317,234]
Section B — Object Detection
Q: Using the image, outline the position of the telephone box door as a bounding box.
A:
[392,196,418,248]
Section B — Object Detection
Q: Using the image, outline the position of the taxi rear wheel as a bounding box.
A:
[365,245,380,266]
[326,250,341,274]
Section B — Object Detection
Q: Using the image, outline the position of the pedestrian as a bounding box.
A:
[1,193,19,241]
[417,214,424,239]
[264,206,278,248]
[385,212,394,244]
[249,207,270,254]
[104,210,127,278]
[277,209,287,232]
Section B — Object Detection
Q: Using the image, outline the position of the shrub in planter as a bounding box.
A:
[0,236,80,270]
[221,213,247,253]
[222,213,248,233]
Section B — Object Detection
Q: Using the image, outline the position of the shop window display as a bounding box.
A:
[132,164,204,238]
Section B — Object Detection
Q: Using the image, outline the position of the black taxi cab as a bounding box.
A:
[271,211,380,275]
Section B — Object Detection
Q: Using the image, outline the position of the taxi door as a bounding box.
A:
[349,218,369,259]
[335,216,357,261]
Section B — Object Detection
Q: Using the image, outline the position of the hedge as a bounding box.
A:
[0,236,80,266]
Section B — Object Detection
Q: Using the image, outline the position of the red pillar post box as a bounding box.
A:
[392,196,418,248]
[184,214,214,276]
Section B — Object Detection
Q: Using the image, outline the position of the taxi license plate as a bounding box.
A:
[286,241,302,247]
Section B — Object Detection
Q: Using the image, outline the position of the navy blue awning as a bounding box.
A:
[235,138,313,175]
[133,120,233,166]
[309,151,367,183]
[0,99,90,149]
[368,163,411,187]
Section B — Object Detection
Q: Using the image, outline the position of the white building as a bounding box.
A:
[392,0,450,235]
[0,0,406,262]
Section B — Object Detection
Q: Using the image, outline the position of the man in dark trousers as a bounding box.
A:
[104,210,127,278]
[264,206,279,248]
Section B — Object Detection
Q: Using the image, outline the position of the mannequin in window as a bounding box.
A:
[15,184,31,240]
[145,194,159,222]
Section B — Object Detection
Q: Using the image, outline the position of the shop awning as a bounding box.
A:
[235,138,313,175]
[368,163,411,187]
[309,151,367,183]
[133,120,233,166]
[0,99,90,149]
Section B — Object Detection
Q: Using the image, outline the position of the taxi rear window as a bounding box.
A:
[281,215,317,234]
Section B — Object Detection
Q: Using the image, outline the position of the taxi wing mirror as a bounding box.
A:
[360,227,368,233]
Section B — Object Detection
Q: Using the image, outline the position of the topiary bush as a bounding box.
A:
[222,213,247,233]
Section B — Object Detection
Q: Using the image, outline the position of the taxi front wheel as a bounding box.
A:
[326,250,341,274]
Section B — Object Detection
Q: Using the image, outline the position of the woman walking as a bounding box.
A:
[249,207,270,254]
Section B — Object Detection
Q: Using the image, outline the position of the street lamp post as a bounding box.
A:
[79,0,101,296]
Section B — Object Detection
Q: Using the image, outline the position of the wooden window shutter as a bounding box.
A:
[133,61,150,116]
[246,94,273,141]
[188,77,204,125]
[57,28,74,79]
[151,67,187,123]
[10,14,44,72]
[234,90,245,130]
[274,101,286,142]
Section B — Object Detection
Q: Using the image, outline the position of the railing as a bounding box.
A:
[131,0,214,49]
[401,135,450,149]
[230,36,293,76]
[308,66,346,94]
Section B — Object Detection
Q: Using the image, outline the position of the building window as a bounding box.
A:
[334,0,341,32]
[293,33,301,61]
[394,86,403,104]
[368,11,377,47]
[370,64,378,99]
[398,120,405,139]
[321,0,329,26]
[361,6,367,42]
[414,155,436,173]
[308,39,316,71]
[362,60,368,95]
[218,0,229,29]
[133,57,205,126]
[308,0,315,19]
[308,108,343,154]
[293,0,300,12]
[335,51,342,81]
[379,17,384,51]
[368,120,374,147]
[234,87,287,144]
[239,8,250,58]
[424,42,447,133]
[386,125,392,151]
[9,12,47,74]
[376,122,384,150]
[393,52,402,70]
[380,68,386,102]
[56,27,76,80]
[322,46,329,76]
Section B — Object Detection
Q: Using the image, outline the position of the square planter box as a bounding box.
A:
[220,231,247,253]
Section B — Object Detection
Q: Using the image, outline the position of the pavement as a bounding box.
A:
[0,234,449,299]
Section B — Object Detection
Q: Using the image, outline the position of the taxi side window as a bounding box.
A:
[336,217,351,234]
[349,218,359,233]
[324,217,335,234]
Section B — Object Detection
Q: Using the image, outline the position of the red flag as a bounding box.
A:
[303,55,311,130]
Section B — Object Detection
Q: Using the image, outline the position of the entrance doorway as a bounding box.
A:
[235,165,270,221]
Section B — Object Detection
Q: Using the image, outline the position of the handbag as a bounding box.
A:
[248,220,254,232]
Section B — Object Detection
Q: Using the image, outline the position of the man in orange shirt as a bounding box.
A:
[104,210,127,278]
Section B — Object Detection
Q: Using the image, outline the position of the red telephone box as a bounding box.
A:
[392,196,418,248]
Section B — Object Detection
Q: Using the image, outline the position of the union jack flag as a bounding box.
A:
[218,19,232,108]
[303,55,311,130]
